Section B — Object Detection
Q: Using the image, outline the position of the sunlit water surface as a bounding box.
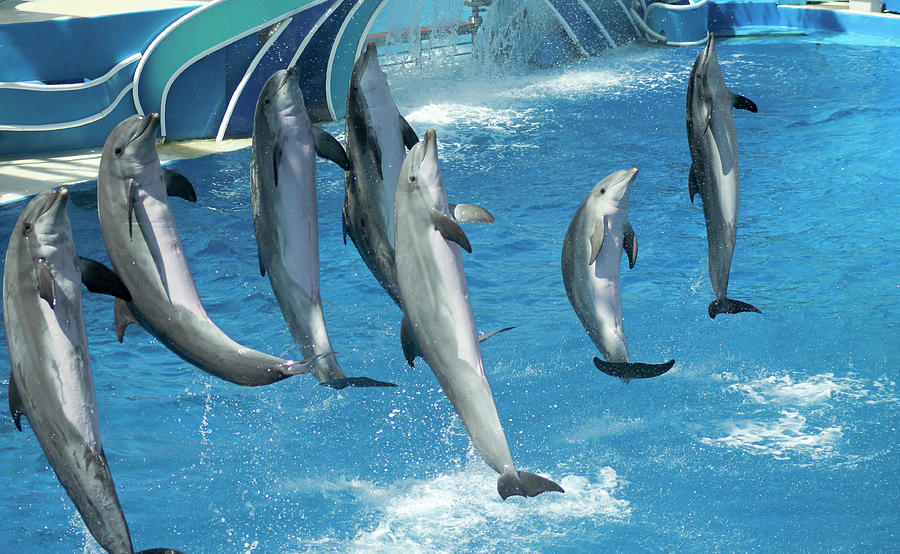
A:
[1,32,897,552]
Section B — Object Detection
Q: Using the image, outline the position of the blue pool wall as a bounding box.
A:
[709,0,900,37]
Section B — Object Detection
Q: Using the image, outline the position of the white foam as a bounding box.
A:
[727,373,863,406]
[315,463,631,551]
[404,103,540,135]
[701,410,843,461]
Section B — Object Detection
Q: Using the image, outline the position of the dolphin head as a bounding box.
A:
[16,187,74,263]
[588,168,638,213]
[101,113,161,181]
[350,41,389,102]
[258,67,306,121]
[398,128,444,203]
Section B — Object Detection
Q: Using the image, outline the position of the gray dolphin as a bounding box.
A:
[98,114,313,386]
[4,188,181,554]
[251,68,394,389]
[342,41,419,307]
[394,129,563,500]
[561,169,675,383]
[686,33,761,319]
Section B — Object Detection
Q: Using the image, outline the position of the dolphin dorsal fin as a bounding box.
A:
[623,221,637,269]
[430,207,472,253]
[9,374,24,431]
[732,93,758,113]
[78,256,132,301]
[313,126,351,171]
[114,297,140,343]
[589,217,606,266]
[163,168,197,202]
[37,259,56,308]
[400,115,419,150]
[451,203,494,223]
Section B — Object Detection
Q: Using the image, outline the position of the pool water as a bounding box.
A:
[1,31,898,552]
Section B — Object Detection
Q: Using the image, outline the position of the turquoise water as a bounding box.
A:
[1,32,898,552]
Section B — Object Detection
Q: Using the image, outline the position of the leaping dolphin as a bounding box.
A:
[394,129,564,500]
[4,188,182,554]
[686,33,761,319]
[343,41,419,307]
[98,114,314,386]
[561,169,675,383]
[251,68,394,389]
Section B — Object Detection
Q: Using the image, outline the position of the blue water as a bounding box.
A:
[1,32,898,552]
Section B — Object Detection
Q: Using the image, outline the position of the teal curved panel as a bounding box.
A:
[327,0,390,121]
[133,0,333,136]
[0,56,139,129]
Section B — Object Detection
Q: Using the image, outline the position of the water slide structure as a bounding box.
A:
[0,0,393,155]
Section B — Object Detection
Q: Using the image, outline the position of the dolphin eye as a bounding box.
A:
[600,188,606,194]
[114,147,123,156]
[409,174,416,183]
[23,222,33,233]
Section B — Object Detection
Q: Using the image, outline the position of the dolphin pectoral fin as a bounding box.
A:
[623,221,637,269]
[37,259,56,308]
[498,470,565,500]
[78,256,132,301]
[371,133,384,182]
[593,357,676,381]
[431,207,472,253]
[478,326,514,343]
[320,377,397,389]
[708,298,761,319]
[114,298,141,342]
[732,93,758,113]
[688,163,700,204]
[9,374,24,432]
[163,168,197,202]
[273,142,282,187]
[589,217,606,265]
[400,115,419,150]
[400,314,422,367]
[450,203,494,223]
[313,125,351,170]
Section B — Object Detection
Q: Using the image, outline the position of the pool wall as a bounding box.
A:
[709,0,900,37]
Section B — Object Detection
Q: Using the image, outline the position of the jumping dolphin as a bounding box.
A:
[343,41,419,307]
[561,169,675,383]
[251,68,394,389]
[686,33,761,319]
[4,188,181,554]
[98,114,313,386]
[394,129,564,500]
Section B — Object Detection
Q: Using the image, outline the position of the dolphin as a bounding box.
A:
[561,169,675,383]
[251,68,394,389]
[394,129,564,500]
[4,188,181,554]
[686,33,761,319]
[342,41,419,307]
[98,114,314,386]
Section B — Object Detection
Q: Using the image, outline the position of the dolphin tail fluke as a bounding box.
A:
[498,470,565,500]
[136,549,187,554]
[320,376,397,389]
[593,357,676,382]
[708,298,761,319]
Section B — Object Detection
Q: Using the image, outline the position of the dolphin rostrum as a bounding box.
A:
[561,169,675,383]
[342,41,419,307]
[251,68,394,389]
[394,129,564,500]
[4,188,182,554]
[686,33,761,319]
[98,114,314,386]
